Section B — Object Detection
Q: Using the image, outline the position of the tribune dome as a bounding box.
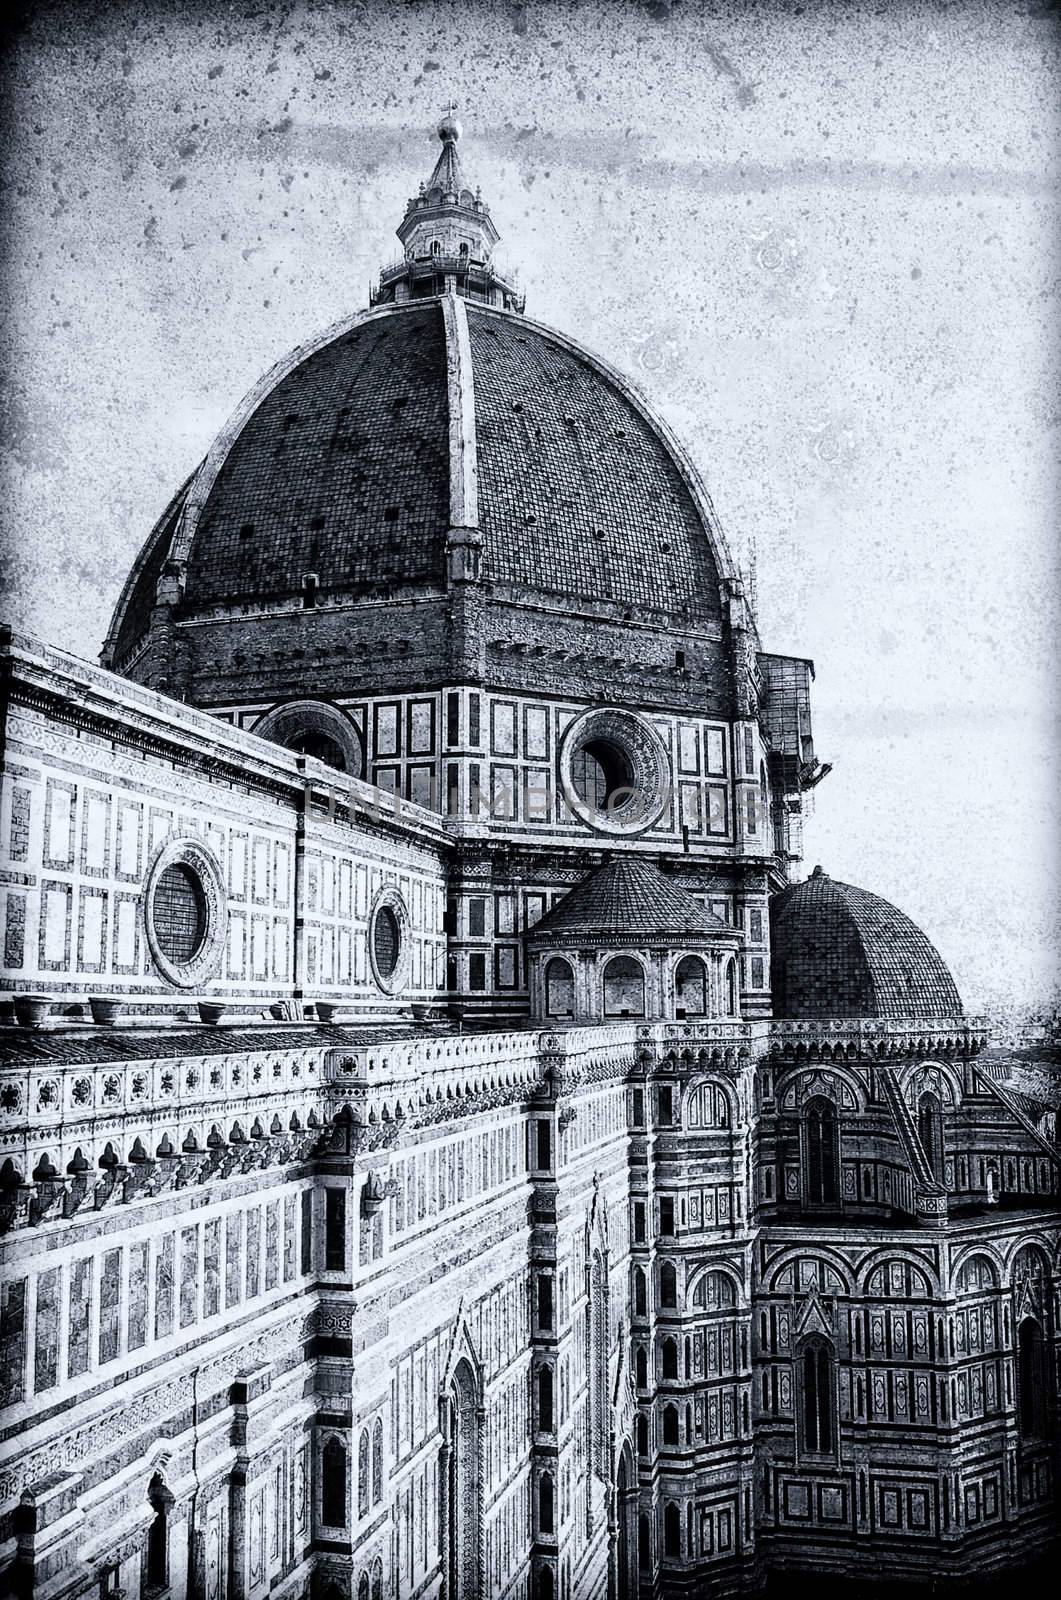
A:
[770,868,964,1022]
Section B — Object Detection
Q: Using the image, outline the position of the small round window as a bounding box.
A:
[373,907,400,979]
[368,888,410,994]
[144,839,227,989]
[560,708,669,836]
[153,864,207,964]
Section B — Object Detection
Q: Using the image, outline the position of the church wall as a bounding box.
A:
[0,632,449,1019]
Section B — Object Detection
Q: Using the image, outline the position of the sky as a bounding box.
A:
[1,0,1058,1013]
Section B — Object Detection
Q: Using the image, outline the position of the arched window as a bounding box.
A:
[638,1512,651,1570]
[431,239,442,257]
[637,1413,649,1455]
[371,1560,383,1600]
[357,1428,369,1518]
[724,959,738,1016]
[674,955,708,1017]
[661,1338,678,1379]
[633,1267,647,1317]
[358,1575,369,1600]
[443,1358,482,1600]
[253,699,363,777]
[322,1437,348,1528]
[635,1345,648,1388]
[799,1337,834,1455]
[1018,1318,1049,1438]
[371,1417,383,1505]
[603,956,646,1019]
[544,958,575,1019]
[587,1249,609,1478]
[539,1472,554,1535]
[804,1096,839,1206]
[664,1500,681,1556]
[917,1092,944,1181]
[662,1404,679,1446]
[537,1566,554,1600]
[538,1365,554,1432]
[659,1261,677,1309]
[145,1474,173,1593]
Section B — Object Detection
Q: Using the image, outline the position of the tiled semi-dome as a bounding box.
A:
[770,867,964,1021]
[106,298,727,672]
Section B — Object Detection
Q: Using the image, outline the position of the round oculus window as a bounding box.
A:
[373,906,400,979]
[368,888,410,994]
[144,838,227,989]
[559,708,669,836]
[153,863,207,964]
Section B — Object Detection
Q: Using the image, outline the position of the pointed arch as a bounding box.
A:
[441,1353,483,1600]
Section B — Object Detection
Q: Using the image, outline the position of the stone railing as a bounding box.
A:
[766,1016,988,1063]
[0,1030,336,1210]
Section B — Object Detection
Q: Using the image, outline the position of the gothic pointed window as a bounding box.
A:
[662,1404,679,1446]
[917,1092,944,1181]
[538,1365,554,1432]
[442,1358,482,1600]
[145,1474,173,1594]
[538,1472,554,1535]
[635,1345,648,1388]
[357,1428,370,1518]
[372,1417,383,1505]
[661,1338,678,1380]
[1018,1318,1048,1439]
[659,1261,677,1309]
[799,1337,834,1455]
[804,1096,839,1206]
[664,1501,681,1557]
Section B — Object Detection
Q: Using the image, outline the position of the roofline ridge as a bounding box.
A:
[102,467,199,664]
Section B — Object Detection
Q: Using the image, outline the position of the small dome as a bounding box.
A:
[770,868,963,1021]
[529,857,736,944]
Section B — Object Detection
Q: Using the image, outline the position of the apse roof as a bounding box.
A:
[529,856,736,943]
[770,867,964,1021]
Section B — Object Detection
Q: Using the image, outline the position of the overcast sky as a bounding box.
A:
[1,0,1058,1013]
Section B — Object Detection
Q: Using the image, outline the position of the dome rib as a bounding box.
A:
[770,868,964,1021]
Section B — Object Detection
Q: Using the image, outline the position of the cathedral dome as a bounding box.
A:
[106,297,729,672]
[770,867,964,1021]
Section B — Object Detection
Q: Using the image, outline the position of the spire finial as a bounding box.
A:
[438,103,462,144]
[369,114,525,315]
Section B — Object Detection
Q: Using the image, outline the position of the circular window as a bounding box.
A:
[153,864,207,964]
[144,839,227,989]
[368,887,411,994]
[373,907,400,979]
[559,708,669,836]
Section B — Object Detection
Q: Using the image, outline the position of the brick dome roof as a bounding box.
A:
[770,867,964,1021]
[105,298,731,672]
